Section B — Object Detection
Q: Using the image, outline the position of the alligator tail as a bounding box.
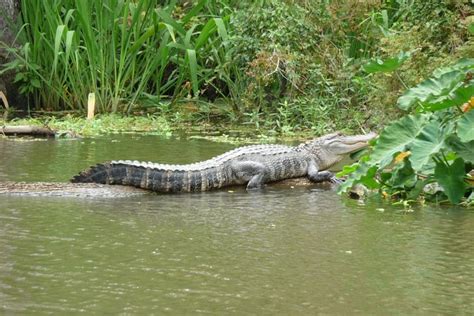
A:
[71,163,111,184]
[71,162,228,193]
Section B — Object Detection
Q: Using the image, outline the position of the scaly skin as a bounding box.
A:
[71,132,376,193]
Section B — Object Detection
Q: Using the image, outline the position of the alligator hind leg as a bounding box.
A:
[230,161,268,190]
[247,173,266,190]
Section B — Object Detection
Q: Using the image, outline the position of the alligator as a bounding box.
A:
[71,132,376,193]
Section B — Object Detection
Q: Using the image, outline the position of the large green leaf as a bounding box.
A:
[363,51,410,73]
[369,114,429,168]
[407,179,430,201]
[409,120,450,171]
[338,162,379,194]
[397,70,465,111]
[420,84,474,112]
[434,158,467,204]
[388,159,416,189]
[336,161,359,177]
[432,58,474,77]
[457,110,474,143]
[446,135,474,163]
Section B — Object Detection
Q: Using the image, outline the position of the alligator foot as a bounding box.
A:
[308,170,337,183]
[329,176,343,184]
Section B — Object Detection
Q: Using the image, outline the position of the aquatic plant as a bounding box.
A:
[339,58,474,205]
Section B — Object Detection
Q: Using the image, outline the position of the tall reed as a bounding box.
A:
[2,0,233,113]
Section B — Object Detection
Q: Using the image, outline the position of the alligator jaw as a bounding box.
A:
[325,132,377,155]
[303,132,377,171]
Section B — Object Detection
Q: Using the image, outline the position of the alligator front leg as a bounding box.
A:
[230,161,268,190]
[307,161,341,184]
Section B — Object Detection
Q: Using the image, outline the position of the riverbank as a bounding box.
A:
[1,113,173,137]
[0,112,329,143]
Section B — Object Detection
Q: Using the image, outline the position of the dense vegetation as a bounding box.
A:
[1,0,473,204]
[339,58,473,205]
[1,0,472,132]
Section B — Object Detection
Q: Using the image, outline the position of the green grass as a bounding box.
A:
[1,0,234,113]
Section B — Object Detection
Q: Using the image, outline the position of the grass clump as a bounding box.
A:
[1,0,233,113]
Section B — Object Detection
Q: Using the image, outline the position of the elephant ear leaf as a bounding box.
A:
[397,58,474,111]
[457,110,474,143]
[445,135,474,164]
[397,71,465,111]
[433,58,474,77]
[363,51,410,73]
[434,158,467,204]
[369,114,428,169]
[408,120,450,172]
[337,162,379,194]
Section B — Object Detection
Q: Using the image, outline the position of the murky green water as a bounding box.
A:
[0,135,473,314]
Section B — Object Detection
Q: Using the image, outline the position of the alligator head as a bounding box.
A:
[301,131,377,170]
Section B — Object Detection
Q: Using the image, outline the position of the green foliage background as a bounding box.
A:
[2,0,471,134]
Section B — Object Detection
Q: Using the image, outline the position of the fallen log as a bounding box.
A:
[0,125,56,137]
[0,181,149,198]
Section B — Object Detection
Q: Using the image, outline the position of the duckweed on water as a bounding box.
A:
[1,114,173,137]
